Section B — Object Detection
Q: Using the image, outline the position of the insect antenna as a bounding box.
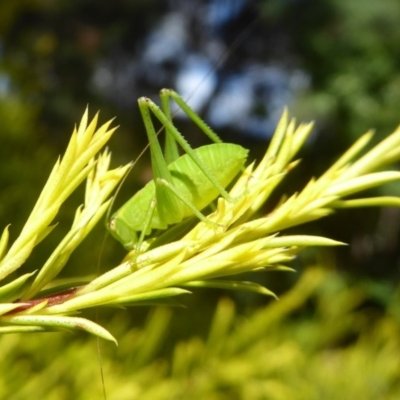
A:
[96,4,266,396]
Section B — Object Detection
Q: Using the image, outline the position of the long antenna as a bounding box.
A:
[97,4,264,397]
[183,9,263,106]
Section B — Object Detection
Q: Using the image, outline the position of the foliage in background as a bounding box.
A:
[1,266,399,399]
[287,0,400,138]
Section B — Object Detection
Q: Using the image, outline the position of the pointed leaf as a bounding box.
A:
[0,271,37,302]
[1,314,117,343]
[183,280,278,299]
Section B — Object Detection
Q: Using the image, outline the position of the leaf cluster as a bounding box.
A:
[2,109,400,342]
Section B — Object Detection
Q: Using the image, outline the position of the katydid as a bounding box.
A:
[108,89,248,250]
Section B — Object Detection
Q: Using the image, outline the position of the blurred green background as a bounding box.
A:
[1,0,400,398]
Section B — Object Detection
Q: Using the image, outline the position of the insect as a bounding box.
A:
[107,89,248,251]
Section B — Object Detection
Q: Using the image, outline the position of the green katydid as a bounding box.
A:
[108,89,248,251]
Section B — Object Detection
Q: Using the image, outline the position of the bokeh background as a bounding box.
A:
[1,0,400,398]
